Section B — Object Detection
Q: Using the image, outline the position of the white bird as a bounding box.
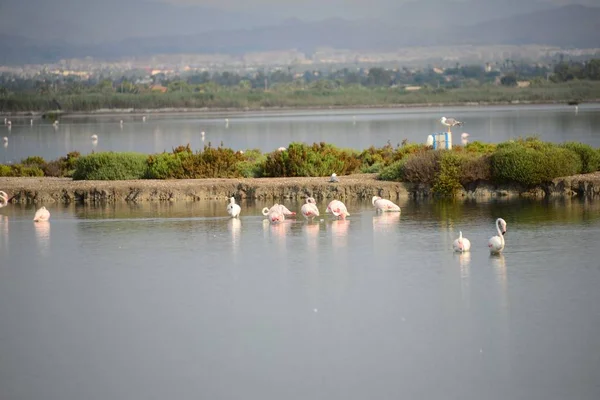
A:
[227,197,241,218]
[90,134,98,141]
[277,147,286,152]
[142,116,147,122]
[329,173,339,183]
[6,120,11,127]
[33,206,50,222]
[262,205,285,224]
[2,136,7,143]
[461,132,470,140]
[120,120,124,125]
[225,118,229,128]
[440,116,463,128]
[372,196,401,212]
[30,119,34,126]
[201,131,206,137]
[453,231,471,252]
[53,120,59,126]
[3,118,6,125]
[0,191,8,208]
[326,200,350,219]
[301,197,320,221]
[262,204,295,217]
[488,218,507,254]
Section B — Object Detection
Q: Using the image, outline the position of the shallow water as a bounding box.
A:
[2,104,599,163]
[1,198,599,400]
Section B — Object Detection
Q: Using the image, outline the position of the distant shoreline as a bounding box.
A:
[1,99,596,119]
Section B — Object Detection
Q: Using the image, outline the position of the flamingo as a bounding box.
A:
[488,218,507,254]
[262,204,295,217]
[461,132,470,140]
[91,134,98,141]
[0,191,8,208]
[262,205,285,224]
[227,197,241,218]
[372,196,400,212]
[453,231,471,252]
[33,206,50,222]
[301,197,320,220]
[326,200,350,220]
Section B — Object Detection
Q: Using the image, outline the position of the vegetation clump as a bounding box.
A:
[1,139,598,198]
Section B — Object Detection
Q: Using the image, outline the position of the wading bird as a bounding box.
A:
[33,206,50,222]
[326,200,350,220]
[372,196,401,212]
[453,231,471,252]
[227,197,241,218]
[301,197,320,221]
[488,218,507,254]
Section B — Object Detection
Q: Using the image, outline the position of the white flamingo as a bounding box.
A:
[461,132,470,140]
[372,196,401,212]
[91,134,98,141]
[488,218,507,254]
[262,204,295,217]
[0,191,8,208]
[227,197,241,218]
[262,205,285,224]
[326,200,350,220]
[301,197,320,221]
[33,206,50,222]
[453,231,471,252]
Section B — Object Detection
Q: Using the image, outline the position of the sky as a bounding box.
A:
[0,0,596,43]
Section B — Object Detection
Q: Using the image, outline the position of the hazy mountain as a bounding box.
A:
[0,0,277,44]
[0,4,598,65]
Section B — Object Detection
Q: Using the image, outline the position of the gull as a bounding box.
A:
[440,116,463,132]
[329,173,339,183]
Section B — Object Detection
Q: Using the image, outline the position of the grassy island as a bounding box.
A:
[1,138,599,198]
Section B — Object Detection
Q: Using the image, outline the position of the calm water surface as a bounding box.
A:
[2,104,599,162]
[1,198,599,400]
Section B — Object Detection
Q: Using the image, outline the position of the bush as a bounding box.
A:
[235,149,265,178]
[147,152,186,179]
[560,142,600,173]
[490,142,581,186]
[263,142,361,177]
[465,141,497,154]
[432,151,463,196]
[378,159,406,181]
[0,164,44,177]
[398,150,441,184]
[73,152,149,180]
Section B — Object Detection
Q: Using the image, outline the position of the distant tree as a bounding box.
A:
[500,74,518,87]
[584,59,600,80]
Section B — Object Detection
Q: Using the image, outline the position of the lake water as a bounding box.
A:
[1,198,599,400]
[2,104,599,163]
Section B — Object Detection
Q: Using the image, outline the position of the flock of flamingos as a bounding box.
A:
[1,189,506,254]
[227,195,508,255]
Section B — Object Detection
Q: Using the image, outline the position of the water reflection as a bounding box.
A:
[228,218,241,254]
[490,254,508,310]
[34,221,51,254]
[372,212,401,233]
[302,222,320,252]
[330,219,350,249]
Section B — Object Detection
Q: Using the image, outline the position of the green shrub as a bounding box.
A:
[560,142,600,173]
[378,159,406,181]
[235,149,266,178]
[392,143,429,161]
[182,145,244,178]
[465,141,497,154]
[490,142,581,186]
[457,153,491,186]
[0,164,44,177]
[361,162,385,173]
[73,152,149,180]
[21,156,46,167]
[432,151,463,196]
[147,152,186,179]
[263,142,361,177]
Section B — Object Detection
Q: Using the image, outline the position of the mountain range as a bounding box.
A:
[0,2,599,65]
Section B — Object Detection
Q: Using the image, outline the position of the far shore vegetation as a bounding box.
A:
[1,60,599,113]
[2,138,599,197]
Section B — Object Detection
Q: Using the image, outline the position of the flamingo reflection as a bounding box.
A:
[228,218,241,252]
[372,212,400,233]
[34,220,51,254]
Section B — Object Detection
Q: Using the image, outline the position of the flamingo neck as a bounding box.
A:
[496,219,505,246]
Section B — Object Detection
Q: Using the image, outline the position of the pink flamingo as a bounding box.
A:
[262,206,285,224]
[301,197,320,221]
[326,200,350,220]
[372,196,401,212]
[33,206,50,222]
[262,204,295,217]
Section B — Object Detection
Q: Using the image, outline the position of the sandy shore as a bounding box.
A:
[2,172,600,204]
[0,174,410,204]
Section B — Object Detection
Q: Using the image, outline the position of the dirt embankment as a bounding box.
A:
[1,173,599,204]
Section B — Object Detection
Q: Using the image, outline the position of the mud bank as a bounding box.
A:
[1,173,599,204]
